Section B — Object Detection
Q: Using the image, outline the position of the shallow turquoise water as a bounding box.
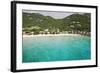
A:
[22,35,91,63]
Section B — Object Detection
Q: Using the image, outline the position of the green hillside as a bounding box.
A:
[22,12,91,35]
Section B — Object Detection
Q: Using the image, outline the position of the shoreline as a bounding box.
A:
[23,34,82,37]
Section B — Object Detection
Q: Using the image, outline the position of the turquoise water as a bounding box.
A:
[22,35,91,63]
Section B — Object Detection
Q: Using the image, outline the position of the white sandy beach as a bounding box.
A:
[23,34,82,37]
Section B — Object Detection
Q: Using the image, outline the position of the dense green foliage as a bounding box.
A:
[23,12,91,35]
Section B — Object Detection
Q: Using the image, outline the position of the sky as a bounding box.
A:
[23,10,74,19]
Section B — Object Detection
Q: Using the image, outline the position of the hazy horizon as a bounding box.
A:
[23,10,75,19]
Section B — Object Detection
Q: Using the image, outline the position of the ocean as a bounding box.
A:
[22,35,91,63]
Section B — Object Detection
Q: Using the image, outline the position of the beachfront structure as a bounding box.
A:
[23,26,90,36]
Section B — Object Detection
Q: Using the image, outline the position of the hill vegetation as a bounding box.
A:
[22,12,91,36]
